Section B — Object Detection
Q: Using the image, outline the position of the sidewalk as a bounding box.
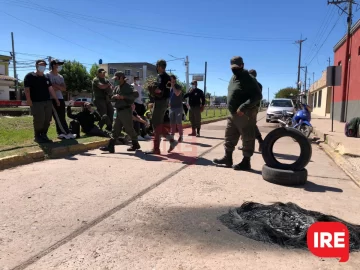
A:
[311,115,360,157]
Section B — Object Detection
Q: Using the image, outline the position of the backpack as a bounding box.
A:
[345,117,360,137]
[69,120,81,138]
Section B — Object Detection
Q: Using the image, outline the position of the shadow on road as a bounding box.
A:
[296,180,343,193]
[181,141,212,148]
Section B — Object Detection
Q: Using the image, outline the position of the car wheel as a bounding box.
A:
[261,127,312,171]
[262,164,307,186]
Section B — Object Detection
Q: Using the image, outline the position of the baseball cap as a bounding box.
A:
[249,69,257,77]
[97,68,106,73]
[51,59,64,65]
[112,71,126,79]
[36,59,47,65]
[230,56,244,68]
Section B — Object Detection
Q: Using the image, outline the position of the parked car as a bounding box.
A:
[266,98,295,123]
[72,97,93,107]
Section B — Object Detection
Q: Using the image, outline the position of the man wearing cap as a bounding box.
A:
[47,59,76,139]
[100,71,140,153]
[24,60,61,143]
[238,69,264,153]
[92,68,113,132]
[184,80,205,137]
[213,56,262,171]
[144,59,177,155]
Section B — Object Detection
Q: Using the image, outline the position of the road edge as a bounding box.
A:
[318,143,360,188]
[0,116,228,171]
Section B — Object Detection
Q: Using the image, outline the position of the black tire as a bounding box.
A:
[262,127,312,171]
[262,164,307,186]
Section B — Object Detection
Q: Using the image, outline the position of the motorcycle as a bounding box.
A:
[278,103,313,138]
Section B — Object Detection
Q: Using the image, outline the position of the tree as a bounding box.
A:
[60,60,91,93]
[274,87,299,99]
[89,63,99,79]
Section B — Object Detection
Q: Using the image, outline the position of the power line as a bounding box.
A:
[307,15,342,66]
[3,12,104,56]
[1,0,294,42]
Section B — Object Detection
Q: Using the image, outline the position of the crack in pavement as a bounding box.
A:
[11,140,225,270]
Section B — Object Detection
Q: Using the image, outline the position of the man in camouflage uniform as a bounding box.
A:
[238,69,264,153]
[144,59,178,155]
[92,68,114,131]
[213,56,262,171]
[100,71,140,153]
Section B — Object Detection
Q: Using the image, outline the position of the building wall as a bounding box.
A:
[309,70,331,117]
[0,86,11,100]
[99,63,157,84]
[333,22,360,121]
[0,55,11,76]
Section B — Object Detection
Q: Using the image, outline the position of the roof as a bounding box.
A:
[333,19,360,52]
[0,75,16,81]
[0,55,12,60]
[103,62,157,67]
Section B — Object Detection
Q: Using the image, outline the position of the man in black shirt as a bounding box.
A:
[184,80,205,137]
[144,59,177,155]
[24,59,60,143]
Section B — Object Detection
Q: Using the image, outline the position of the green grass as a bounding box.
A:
[0,108,228,159]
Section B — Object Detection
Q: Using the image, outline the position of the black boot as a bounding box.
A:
[258,141,263,153]
[233,157,251,171]
[100,138,115,153]
[41,133,53,143]
[128,140,141,151]
[34,132,46,143]
[188,128,196,136]
[196,128,200,137]
[213,151,233,168]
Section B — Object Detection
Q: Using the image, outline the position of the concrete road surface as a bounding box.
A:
[1,112,359,270]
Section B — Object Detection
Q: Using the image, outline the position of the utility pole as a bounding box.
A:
[185,56,189,90]
[295,38,307,91]
[328,0,354,122]
[300,66,308,103]
[328,57,331,66]
[48,56,52,70]
[268,87,269,103]
[11,32,19,100]
[204,61,207,96]
[313,72,315,84]
[166,69,176,74]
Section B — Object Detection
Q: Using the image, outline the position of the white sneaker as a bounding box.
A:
[66,133,76,139]
[58,134,67,139]
[137,135,146,141]
[143,135,152,140]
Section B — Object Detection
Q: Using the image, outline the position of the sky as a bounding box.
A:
[1,0,360,100]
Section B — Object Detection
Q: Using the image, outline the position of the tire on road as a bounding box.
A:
[262,127,312,171]
[262,164,307,186]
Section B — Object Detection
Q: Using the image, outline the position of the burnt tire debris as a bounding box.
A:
[219,202,360,252]
[261,127,312,186]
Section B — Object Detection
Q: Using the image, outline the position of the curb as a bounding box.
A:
[312,127,360,157]
[0,140,109,171]
[0,116,227,171]
[318,143,360,188]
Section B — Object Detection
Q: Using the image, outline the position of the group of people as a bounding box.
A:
[23,56,263,171]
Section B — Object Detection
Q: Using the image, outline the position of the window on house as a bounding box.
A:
[318,90,322,107]
[314,92,317,108]
[109,68,116,75]
[338,61,342,66]
[124,69,131,76]
[136,71,140,77]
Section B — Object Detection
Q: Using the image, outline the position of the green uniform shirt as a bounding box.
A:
[92,77,112,100]
[227,69,262,114]
[112,82,139,109]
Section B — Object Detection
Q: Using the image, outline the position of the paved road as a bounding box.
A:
[1,112,359,270]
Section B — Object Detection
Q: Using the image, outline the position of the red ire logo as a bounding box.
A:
[307,222,349,262]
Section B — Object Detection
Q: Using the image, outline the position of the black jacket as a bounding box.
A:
[67,106,101,133]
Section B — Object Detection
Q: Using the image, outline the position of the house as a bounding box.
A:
[0,55,16,100]
[98,62,158,84]
[308,70,332,118]
[333,19,360,121]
